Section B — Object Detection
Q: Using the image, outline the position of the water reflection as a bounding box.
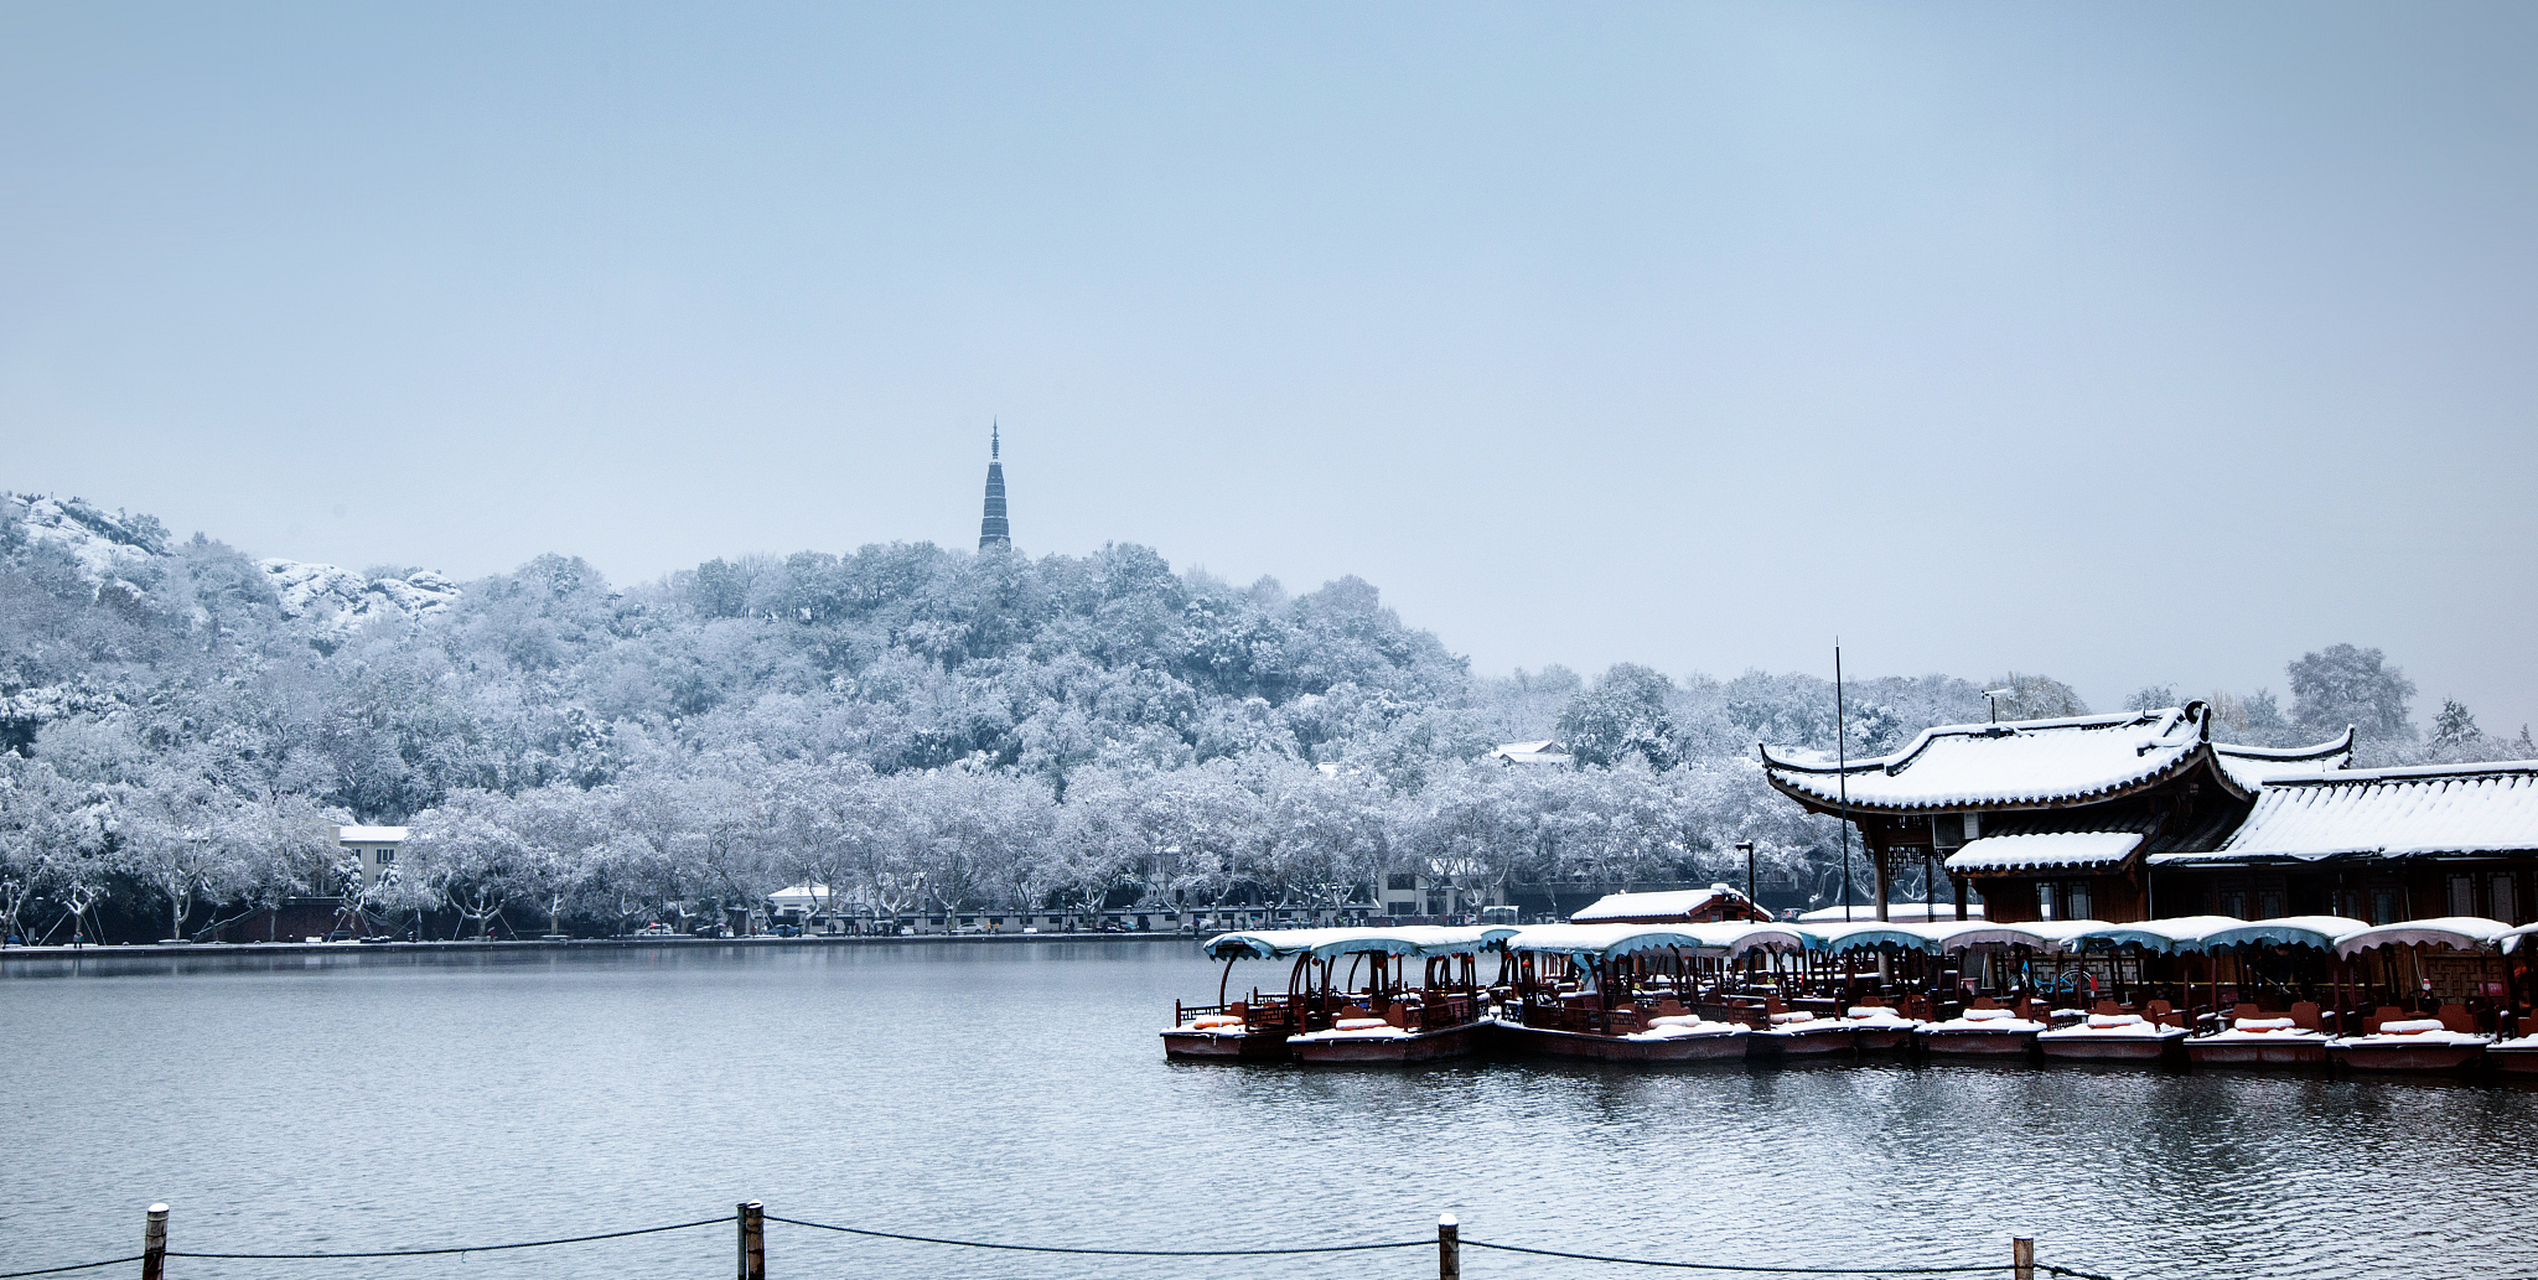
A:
[1,943,2533,1280]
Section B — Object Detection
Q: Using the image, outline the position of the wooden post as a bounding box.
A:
[1437,1213,1460,1280]
[737,1201,765,1280]
[2012,1236,2034,1280]
[142,1204,168,1280]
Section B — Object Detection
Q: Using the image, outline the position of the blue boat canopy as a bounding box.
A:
[2067,916,2247,954]
[1202,925,1516,961]
[2192,915,2371,953]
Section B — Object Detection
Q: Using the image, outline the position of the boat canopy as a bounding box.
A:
[2067,916,2247,954]
[1504,923,1721,961]
[1201,924,1516,961]
[1504,921,1815,961]
[2332,916,2515,958]
[1927,919,2110,953]
[1804,921,1951,956]
[2192,915,2370,953]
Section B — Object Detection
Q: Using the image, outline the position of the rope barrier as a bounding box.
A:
[0,1257,146,1280]
[1463,1239,2005,1274]
[765,1213,1429,1257]
[163,1214,728,1260]
[12,1208,2131,1280]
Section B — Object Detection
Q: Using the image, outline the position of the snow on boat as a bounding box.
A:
[1751,1010,1855,1056]
[2326,1018,2490,1073]
[1918,1004,2046,1056]
[2486,1025,2538,1075]
[1494,923,1764,1062]
[2035,1011,2188,1062]
[1165,925,1511,1063]
[2187,1016,2331,1068]
[1841,1005,1923,1052]
[1273,926,1512,1065]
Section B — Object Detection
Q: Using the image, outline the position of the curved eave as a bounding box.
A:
[1948,856,2136,877]
[1760,743,2213,817]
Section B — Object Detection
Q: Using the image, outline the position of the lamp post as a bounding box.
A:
[1737,841,1757,919]
[1984,688,2012,723]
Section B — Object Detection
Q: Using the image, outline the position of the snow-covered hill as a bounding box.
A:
[4,492,462,633]
[259,558,462,634]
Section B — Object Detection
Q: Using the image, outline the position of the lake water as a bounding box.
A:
[4,942,2534,1280]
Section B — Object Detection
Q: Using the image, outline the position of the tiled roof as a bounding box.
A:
[1945,831,2144,874]
[2165,762,2538,863]
[1761,705,2349,813]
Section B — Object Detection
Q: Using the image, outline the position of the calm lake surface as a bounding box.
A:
[4,942,2534,1280]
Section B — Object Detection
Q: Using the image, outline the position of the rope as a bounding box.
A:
[0,1257,147,1279]
[166,1214,728,1260]
[1463,1239,2005,1275]
[765,1214,1428,1257]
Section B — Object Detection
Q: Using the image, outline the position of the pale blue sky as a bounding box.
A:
[5,3,2534,729]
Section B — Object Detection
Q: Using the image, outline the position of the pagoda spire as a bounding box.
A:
[977,421,1011,550]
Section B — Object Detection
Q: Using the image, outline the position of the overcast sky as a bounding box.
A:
[5,3,2533,729]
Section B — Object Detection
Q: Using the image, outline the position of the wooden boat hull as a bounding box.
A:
[2486,1045,2538,1075]
[1160,1030,1289,1062]
[1849,1026,1914,1052]
[1290,1020,1490,1064]
[2186,1038,2329,1068]
[2329,1041,2486,1073]
[2036,1033,2182,1063]
[1753,1026,1854,1056]
[1918,1029,2038,1056]
[1499,1021,1749,1062]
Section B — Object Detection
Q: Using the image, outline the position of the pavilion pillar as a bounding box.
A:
[1871,833,1892,923]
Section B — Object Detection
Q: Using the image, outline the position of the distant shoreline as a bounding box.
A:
[0,932,1199,961]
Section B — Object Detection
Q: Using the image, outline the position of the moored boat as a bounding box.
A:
[1918,1004,2045,1056]
[1494,923,1772,1063]
[2327,1018,2490,1073]
[1752,1010,1856,1056]
[2186,1016,2330,1068]
[1279,926,1513,1065]
[2486,1030,2538,1075]
[2036,1011,2188,1062]
[1842,1005,1922,1052]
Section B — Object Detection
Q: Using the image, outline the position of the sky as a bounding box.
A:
[4,3,2534,730]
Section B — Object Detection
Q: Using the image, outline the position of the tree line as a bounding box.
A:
[0,492,2519,941]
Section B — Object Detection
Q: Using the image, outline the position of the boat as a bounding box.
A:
[1276,925,1514,1064]
[2487,1021,2538,1075]
[1162,926,1368,1061]
[2326,1017,2490,1073]
[1841,1004,1923,1052]
[2323,917,2512,1073]
[1752,1010,1856,1056]
[1918,1003,2046,1056]
[1494,923,1761,1062]
[2035,1011,2188,1062]
[2186,1015,2331,1068]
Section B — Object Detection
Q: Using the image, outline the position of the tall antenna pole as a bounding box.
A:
[1836,642,1852,924]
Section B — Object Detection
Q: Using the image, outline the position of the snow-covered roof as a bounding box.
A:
[1488,740,1574,766]
[1761,705,2350,814]
[2333,916,2515,958]
[2175,762,2538,864]
[1944,831,2143,875]
[1202,924,1516,961]
[336,825,408,843]
[1570,885,1759,923]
